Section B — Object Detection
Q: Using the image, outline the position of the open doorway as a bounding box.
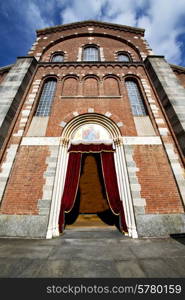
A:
[65,153,120,229]
[58,142,127,234]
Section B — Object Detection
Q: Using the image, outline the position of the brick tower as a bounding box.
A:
[0,20,184,238]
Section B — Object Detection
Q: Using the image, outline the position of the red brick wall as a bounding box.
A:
[41,36,141,62]
[134,145,184,214]
[22,63,159,138]
[0,146,49,215]
[62,77,78,96]
[29,23,149,61]
[104,77,120,95]
[83,77,99,96]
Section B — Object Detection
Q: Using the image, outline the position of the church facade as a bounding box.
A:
[0,20,184,239]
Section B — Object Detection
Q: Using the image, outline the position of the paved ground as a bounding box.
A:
[0,228,185,278]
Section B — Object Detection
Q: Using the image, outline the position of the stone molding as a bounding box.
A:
[20,136,162,146]
[122,136,162,145]
[21,137,60,146]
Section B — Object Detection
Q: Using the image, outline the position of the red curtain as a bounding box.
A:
[58,152,81,232]
[101,152,128,233]
[58,143,128,234]
[69,143,114,153]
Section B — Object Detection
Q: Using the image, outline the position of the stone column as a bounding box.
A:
[0,57,37,148]
[77,47,82,61]
[46,138,69,238]
[100,47,105,61]
[145,56,185,206]
[114,138,138,238]
[145,56,185,156]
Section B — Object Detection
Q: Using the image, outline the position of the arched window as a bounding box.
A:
[117,52,130,62]
[51,53,64,62]
[125,79,147,116]
[35,78,57,116]
[83,46,99,61]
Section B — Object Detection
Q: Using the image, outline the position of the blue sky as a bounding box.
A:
[0,0,185,67]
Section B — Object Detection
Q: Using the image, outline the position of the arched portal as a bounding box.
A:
[46,114,138,238]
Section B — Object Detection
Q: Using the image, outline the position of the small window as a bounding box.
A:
[35,78,57,116]
[83,46,99,61]
[51,53,64,62]
[125,79,147,116]
[117,53,130,62]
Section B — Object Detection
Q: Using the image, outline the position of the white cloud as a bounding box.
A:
[2,0,184,65]
[58,0,106,24]
[56,0,185,65]
[25,1,54,31]
[136,0,185,64]
[1,0,55,33]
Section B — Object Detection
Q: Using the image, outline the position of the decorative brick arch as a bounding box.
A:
[102,75,121,96]
[81,74,100,81]
[61,74,80,81]
[41,33,142,61]
[61,75,79,96]
[123,73,142,81]
[115,51,133,62]
[60,111,125,136]
[50,51,65,62]
[62,113,121,140]
[82,76,99,96]
[41,74,59,81]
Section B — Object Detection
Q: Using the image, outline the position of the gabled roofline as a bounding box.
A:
[36,20,145,36]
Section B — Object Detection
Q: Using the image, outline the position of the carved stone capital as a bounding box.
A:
[60,137,69,147]
[113,137,123,146]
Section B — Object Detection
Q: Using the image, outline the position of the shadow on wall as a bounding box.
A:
[170,233,185,245]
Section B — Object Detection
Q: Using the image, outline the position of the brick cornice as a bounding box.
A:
[38,61,145,68]
[36,20,144,36]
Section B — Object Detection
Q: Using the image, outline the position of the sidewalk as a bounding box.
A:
[0,228,184,278]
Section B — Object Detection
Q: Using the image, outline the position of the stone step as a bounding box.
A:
[61,228,126,239]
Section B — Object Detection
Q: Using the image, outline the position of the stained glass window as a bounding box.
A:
[35,79,57,116]
[125,80,147,116]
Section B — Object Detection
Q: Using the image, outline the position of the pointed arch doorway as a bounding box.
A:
[46,114,138,239]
